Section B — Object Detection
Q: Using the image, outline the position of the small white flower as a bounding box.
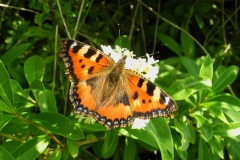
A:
[131,118,150,129]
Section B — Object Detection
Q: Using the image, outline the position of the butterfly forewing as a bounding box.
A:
[59,39,114,82]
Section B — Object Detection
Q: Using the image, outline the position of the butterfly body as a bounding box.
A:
[59,39,178,130]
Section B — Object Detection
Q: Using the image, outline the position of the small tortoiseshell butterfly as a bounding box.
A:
[59,39,178,130]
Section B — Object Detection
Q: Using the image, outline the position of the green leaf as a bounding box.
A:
[11,79,27,98]
[158,33,182,56]
[24,55,45,85]
[213,122,240,137]
[180,57,199,76]
[48,148,61,160]
[67,138,78,158]
[174,120,189,151]
[0,100,13,113]
[0,146,15,160]
[37,90,57,112]
[226,138,240,159]
[0,43,31,66]
[195,14,204,29]
[101,129,118,158]
[193,115,212,141]
[204,94,240,111]
[145,118,174,160]
[0,115,12,131]
[121,128,158,148]
[33,112,84,140]
[0,60,13,107]
[212,65,238,92]
[43,3,50,13]
[124,137,136,160]
[181,32,195,57]
[114,35,131,50]
[30,80,45,91]
[201,102,229,124]
[209,137,224,159]
[198,137,210,160]
[168,76,211,100]
[199,54,213,80]
[12,135,50,160]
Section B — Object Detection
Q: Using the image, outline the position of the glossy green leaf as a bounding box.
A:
[181,32,195,57]
[48,148,61,160]
[174,120,189,151]
[0,60,13,107]
[199,55,213,80]
[24,56,45,85]
[33,112,84,140]
[37,90,57,112]
[209,137,224,159]
[198,137,210,160]
[205,94,240,111]
[12,135,50,160]
[201,102,229,124]
[121,128,158,148]
[0,43,31,66]
[0,100,13,113]
[11,79,27,98]
[0,115,12,131]
[213,122,240,137]
[168,76,211,100]
[193,115,212,141]
[145,118,174,160]
[30,80,45,91]
[124,137,136,160]
[158,33,182,56]
[226,138,240,160]
[102,129,118,158]
[0,146,15,160]
[67,138,78,158]
[212,65,238,92]
[180,57,199,76]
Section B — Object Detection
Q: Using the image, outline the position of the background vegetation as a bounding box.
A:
[0,0,240,159]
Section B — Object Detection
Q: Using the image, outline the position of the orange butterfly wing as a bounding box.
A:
[59,39,114,82]
[59,39,114,116]
[127,73,178,119]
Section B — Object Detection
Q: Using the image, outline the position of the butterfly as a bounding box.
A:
[59,38,178,130]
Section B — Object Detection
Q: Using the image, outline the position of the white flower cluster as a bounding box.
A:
[101,45,159,81]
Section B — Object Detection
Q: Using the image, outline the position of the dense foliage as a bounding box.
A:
[0,0,239,159]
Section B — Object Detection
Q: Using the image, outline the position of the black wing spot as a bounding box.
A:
[72,44,82,53]
[137,78,144,88]
[88,66,94,74]
[132,91,138,100]
[96,54,103,63]
[81,64,85,68]
[160,92,167,104]
[84,47,96,58]
[146,81,155,96]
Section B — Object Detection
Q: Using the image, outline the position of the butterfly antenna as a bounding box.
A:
[118,23,121,47]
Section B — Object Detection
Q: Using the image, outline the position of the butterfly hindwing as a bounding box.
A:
[127,73,178,119]
[59,39,114,82]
